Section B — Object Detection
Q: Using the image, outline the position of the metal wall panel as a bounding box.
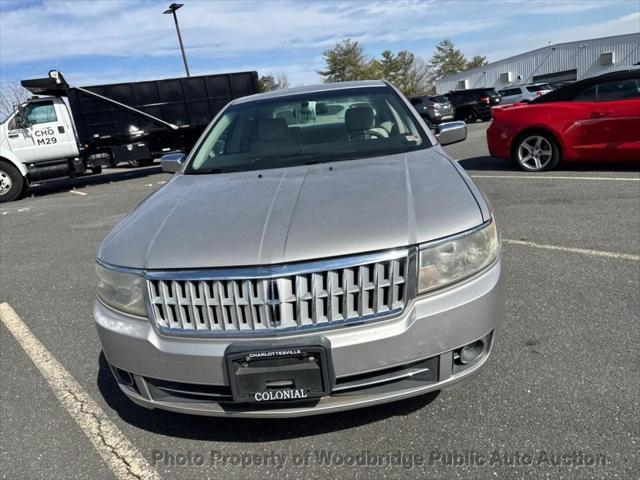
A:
[436,33,640,93]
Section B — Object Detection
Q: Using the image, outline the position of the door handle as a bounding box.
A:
[590,111,611,118]
[8,132,19,138]
[58,126,65,133]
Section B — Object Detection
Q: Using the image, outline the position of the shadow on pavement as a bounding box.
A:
[459,156,640,173]
[97,352,439,441]
[22,165,165,199]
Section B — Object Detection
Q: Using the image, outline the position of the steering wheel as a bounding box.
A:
[348,130,385,141]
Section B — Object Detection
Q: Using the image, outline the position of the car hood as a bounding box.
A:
[98,150,484,269]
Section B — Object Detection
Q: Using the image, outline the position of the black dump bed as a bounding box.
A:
[22,70,259,156]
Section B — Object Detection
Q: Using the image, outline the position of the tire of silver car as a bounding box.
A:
[0,160,25,203]
[512,132,561,172]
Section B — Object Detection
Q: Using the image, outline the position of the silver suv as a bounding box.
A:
[408,95,455,127]
[94,80,503,417]
[498,83,553,104]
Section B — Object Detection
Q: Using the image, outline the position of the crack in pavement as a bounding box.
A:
[0,303,160,480]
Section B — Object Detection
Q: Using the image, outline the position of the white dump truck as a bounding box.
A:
[0,70,259,202]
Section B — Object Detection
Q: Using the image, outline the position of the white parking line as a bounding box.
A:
[471,175,640,181]
[69,190,88,196]
[503,239,640,261]
[0,303,160,480]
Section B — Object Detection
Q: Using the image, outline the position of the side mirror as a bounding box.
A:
[160,153,186,173]
[434,121,467,146]
[14,106,29,129]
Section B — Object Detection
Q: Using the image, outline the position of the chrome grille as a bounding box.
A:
[146,251,409,335]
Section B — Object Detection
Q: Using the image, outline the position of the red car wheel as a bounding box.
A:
[512,133,561,172]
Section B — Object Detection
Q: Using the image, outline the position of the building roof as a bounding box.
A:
[438,32,639,83]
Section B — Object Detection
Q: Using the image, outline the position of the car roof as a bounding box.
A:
[499,83,550,91]
[232,80,388,104]
[584,65,640,79]
[530,67,640,104]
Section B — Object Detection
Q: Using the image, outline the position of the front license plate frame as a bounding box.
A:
[225,338,333,404]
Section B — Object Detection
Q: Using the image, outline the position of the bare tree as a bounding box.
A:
[258,72,291,92]
[275,72,290,90]
[0,81,30,118]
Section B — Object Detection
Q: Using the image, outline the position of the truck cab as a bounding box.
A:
[0,96,89,202]
[2,97,79,163]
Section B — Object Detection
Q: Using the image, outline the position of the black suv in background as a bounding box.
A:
[446,88,501,123]
[408,95,455,128]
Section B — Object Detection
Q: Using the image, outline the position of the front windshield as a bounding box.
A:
[186,86,430,174]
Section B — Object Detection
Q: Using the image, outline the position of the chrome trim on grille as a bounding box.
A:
[145,249,413,337]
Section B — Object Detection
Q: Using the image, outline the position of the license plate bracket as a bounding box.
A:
[225,338,333,404]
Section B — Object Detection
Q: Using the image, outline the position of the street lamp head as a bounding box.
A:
[163,3,184,14]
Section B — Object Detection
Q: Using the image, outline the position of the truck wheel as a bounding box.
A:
[0,161,25,203]
[90,166,103,175]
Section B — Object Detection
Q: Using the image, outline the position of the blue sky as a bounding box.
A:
[1,0,639,86]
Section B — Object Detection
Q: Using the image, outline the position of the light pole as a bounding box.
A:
[163,3,190,77]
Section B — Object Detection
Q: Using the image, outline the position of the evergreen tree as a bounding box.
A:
[318,39,368,82]
[466,55,488,70]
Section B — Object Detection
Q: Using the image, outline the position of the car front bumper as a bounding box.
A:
[94,259,503,417]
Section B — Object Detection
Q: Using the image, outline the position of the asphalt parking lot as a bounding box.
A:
[1,122,638,480]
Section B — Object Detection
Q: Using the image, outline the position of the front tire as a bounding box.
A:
[0,161,25,203]
[512,132,561,172]
[90,166,103,175]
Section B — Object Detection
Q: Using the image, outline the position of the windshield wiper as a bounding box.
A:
[188,167,228,175]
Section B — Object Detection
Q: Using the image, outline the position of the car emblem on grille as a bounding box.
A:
[266,279,281,326]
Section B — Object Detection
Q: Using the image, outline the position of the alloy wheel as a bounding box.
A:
[518,135,553,170]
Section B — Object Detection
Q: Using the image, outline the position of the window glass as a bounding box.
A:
[187,86,430,174]
[501,88,520,96]
[428,95,449,103]
[25,101,57,124]
[409,98,422,105]
[596,79,640,101]
[526,85,549,92]
[573,85,596,102]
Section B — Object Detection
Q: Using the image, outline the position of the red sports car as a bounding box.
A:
[487,68,640,171]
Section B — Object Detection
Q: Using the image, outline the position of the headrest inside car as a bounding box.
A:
[345,106,375,131]
[258,117,290,141]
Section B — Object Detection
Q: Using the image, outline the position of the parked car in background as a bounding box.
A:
[447,88,501,123]
[408,95,455,127]
[94,80,503,418]
[487,68,640,172]
[498,83,553,104]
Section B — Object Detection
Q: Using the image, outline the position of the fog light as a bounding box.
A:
[113,367,134,386]
[459,340,485,364]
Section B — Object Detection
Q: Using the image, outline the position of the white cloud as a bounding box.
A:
[0,0,637,86]
[0,0,500,64]
[458,11,640,62]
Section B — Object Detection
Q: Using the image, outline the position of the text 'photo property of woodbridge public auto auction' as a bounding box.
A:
[0,1,638,479]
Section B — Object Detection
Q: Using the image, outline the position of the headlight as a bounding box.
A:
[418,221,499,294]
[95,263,147,317]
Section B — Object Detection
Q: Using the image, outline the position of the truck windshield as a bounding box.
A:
[185,86,430,174]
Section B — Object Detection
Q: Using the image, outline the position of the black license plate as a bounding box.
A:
[225,339,333,404]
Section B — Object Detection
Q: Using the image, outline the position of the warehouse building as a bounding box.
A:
[435,33,640,94]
